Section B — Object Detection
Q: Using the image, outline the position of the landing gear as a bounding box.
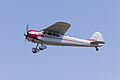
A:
[95,47,99,51]
[32,43,47,53]
[39,44,47,50]
[32,48,40,53]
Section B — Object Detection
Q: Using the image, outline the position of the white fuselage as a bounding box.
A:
[27,34,102,47]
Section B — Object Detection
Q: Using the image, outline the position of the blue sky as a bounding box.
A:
[0,0,120,80]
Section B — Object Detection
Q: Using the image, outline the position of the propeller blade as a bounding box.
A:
[25,37,26,43]
[24,33,27,43]
[26,24,29,32]
[24,24,29,43]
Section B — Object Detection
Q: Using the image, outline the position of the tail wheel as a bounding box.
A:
[95,47,99,51]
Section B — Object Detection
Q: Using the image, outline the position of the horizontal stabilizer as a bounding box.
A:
[90,41,105,45]
[87,32,105,46]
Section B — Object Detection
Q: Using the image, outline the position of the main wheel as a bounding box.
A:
[39,45,47,50]
[39,48,44,50]
[32,48,38,53]
[32,50,37,53]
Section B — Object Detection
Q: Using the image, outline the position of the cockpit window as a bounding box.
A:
[43,31,47,34]
[43,31,60,37]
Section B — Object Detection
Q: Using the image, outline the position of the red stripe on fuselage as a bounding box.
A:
[63,39,89,44]
[86,39,97,41]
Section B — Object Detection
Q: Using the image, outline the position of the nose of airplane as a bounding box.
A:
[24,32,27,36]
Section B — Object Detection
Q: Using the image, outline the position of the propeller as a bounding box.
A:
[24,24,29,43]
[26,24,29,32]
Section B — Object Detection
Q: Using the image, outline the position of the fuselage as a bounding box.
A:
[25,30,102,47]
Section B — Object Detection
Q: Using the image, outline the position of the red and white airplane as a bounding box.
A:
[24,22,105,53]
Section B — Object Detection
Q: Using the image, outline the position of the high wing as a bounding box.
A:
[43,22,71,35]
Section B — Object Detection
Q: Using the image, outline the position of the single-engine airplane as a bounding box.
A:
[24,22,105,53]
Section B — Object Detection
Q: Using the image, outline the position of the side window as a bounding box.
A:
[47,32,52,36]
[56,34,60,37]
[53,33,56,36]
[43,31,60,37]
[53,33,60,37]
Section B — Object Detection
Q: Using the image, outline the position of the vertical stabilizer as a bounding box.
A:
[90,32,104,41]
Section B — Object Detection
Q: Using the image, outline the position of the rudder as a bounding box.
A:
[90,32,104,41]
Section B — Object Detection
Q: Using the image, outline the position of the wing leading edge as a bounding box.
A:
[43,22,71,35]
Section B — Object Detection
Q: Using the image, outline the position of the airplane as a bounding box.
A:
[24,22,105,53]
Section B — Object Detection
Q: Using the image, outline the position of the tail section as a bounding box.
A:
[87,32,105,51]
[87,32,105,46]
[90,32,104,41]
